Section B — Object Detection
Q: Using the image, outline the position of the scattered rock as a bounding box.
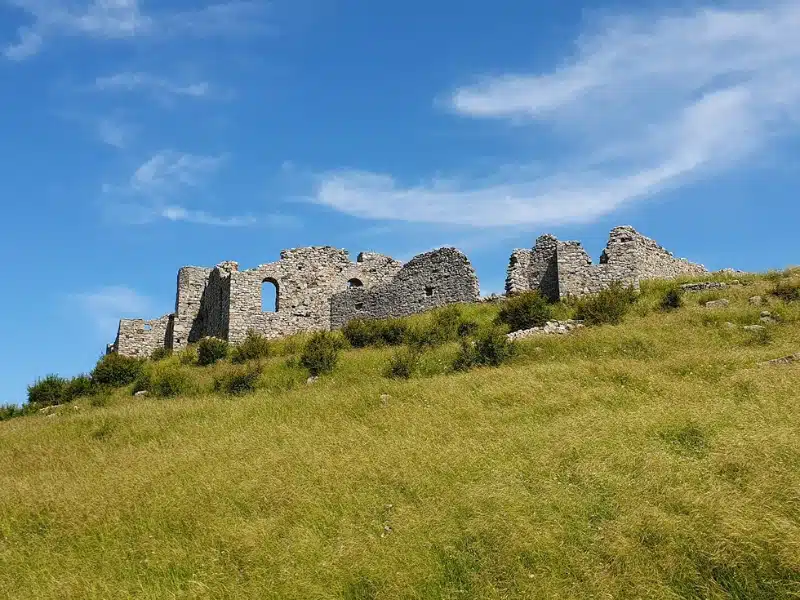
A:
[134,390,149,397]
[705,299,730,309]
[743,325,766,332]
[507,320,585,341]
[380,394,391,406]
[39,405,57,415]
[760,352,800,366]
[749,296,763,305]
[306,376,319,385]
[681,282,728,292]
[760,311,772,318]
[724,322,738,329]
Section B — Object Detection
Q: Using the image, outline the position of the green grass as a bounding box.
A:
[2,274,800,598]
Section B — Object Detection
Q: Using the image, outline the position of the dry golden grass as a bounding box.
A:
[1,273,800,599]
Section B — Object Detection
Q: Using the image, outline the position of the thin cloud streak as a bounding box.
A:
[94,72,211,98]
[311,2,800,227]
[3,0,268,59]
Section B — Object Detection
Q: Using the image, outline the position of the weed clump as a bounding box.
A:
[406,305,476,349]
[496,291,553,332]
[0,404,29,421]
[300,331,344,376]
[134,365,194,398]
[197,337,229,366]
[574,282,637,326]
[214,364,262,395]
[178,347,197,366]
[385,348,420,379]
[660,286,684,311]
[771,279,800,302]
[453,327,515,371]
[231,330,271,364]
[64,374,94,401]
[92,353,144,387]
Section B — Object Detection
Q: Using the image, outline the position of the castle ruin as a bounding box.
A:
[506,226,707,300]
[110,226,708,357]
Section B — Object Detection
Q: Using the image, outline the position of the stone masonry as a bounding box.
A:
[506,226,707,301]
[330,248,480,329]
[110,226,709,357]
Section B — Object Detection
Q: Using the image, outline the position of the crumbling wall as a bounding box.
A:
[226,247,402,343]
[507,226,707,301]
[112,314,174,359]
[330,248,480,329]
[172,266,212,350]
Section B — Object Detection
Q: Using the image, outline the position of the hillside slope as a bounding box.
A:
[2,273,800,599]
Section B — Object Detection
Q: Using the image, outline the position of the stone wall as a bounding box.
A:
[225,247,402,343]
[172,266,213,350]
[506,226,707,301]
[330,248,480,329]
[111,314,174,359]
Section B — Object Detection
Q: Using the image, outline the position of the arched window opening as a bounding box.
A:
[262,278,279,313]
[348,278,364,289]
[143,324,152,331]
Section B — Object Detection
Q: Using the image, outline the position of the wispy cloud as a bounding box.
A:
[310,2,800,227]
[71,285,154,332]
[3,0,268,59]
[94,72,211,99]
[95,116,133,149]
[102,150,259,226]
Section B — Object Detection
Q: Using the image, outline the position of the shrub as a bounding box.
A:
[150,347,173,362]
[457,320,479,338]
[342,318,409,348]
[197,337,229,366]
[405,306,472,350]
[300,331,342,376]
[178,347,198,366]
[771,279,800,302]
[214,364,262,396]
[660,286,684,311]
[0,404,26,421]
[496,292,553,332]
[92,353,144,387]
[574,283,637,326]
[64,374,94,401]
[231,330,271,364]
[453,327,515,371]
[133,364,194,398]
[385,348,420,379]
[27,374,67,407]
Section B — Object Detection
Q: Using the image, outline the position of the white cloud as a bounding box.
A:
[3,0,267,59]
[102,150,260,227]
[72,285,154,332]
[310,2,800,227]
[94,72,211,99]
[96,116,132,149]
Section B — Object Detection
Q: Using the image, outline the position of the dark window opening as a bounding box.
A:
[348,278,364,288]
[355,302,364,310]
[425,286,435,297]
[143,324,152,331]
[262,278,279,313]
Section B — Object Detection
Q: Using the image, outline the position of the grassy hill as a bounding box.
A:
[2,271,800,599]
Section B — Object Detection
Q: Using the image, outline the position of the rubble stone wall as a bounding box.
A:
[330,248,480,329]
[112,314,174,359]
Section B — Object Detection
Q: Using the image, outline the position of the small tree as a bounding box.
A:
[91,354,144,387]
[231,330,271,364]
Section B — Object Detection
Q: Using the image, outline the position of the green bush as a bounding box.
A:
[385,348,420,379]
[0,404,27,421]
[92,353,145,387]
[771,279,800,302]
[453,327,515,371]
[574,283,637,326]
[150,347,173,362]
[64,374,94,401]
[197,337,229,366]
[660,286,684,311]
[214,365,262,396]
[457,320,479,338]
[27,374,67,407]
[342,318,409,348]
[300,331,343,376]
[231,330,271,364]
[133,365,194,398]
[496,292,553,332]
[178,347,197,366]
[405,306,472,350]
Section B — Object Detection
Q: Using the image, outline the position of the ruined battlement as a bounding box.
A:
[110,227,709,357]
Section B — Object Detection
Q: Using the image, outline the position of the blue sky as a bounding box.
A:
[1,0,799,403]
